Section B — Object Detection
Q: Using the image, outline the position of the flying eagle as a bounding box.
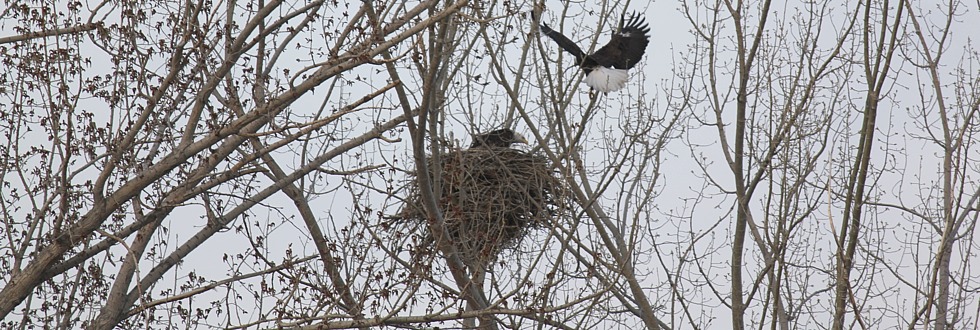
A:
[470,129,529,149]
[539,12,650,93]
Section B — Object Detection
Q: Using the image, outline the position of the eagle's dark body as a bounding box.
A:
[470,129,529,149]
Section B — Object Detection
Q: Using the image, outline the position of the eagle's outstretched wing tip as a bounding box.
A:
[540,22,553,34]
[621,12,650,35]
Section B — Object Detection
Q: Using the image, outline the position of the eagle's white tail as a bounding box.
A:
[584,67,629,92]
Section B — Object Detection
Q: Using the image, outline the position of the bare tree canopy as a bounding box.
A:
[1,0,979,329]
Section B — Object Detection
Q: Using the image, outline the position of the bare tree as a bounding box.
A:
[830,1,906,329]
[0,0,480,327]
[673,0,978,329]
[2,0,979,328]
[897,1,980,329]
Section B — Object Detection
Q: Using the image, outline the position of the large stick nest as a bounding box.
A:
[397,147,565,268]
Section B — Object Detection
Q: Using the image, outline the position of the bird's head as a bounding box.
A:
[471,129,529,148]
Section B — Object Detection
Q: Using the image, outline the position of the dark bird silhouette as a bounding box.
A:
[470,129,529,149]
[538,12,650,93]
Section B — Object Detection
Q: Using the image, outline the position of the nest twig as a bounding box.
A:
[396,147,564,269]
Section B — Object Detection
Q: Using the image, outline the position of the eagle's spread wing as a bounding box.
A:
[540,23,586,65]
[592,12,650,70]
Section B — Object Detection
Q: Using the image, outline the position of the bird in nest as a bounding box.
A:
[538,11,650,93]
[469,129,529,149]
